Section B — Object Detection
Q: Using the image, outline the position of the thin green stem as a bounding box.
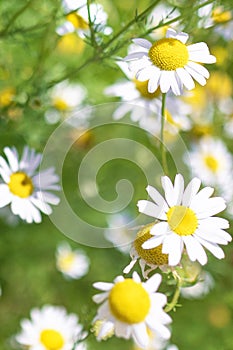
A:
[160,93,168,175]
[165,277,181,313]
[87,0,98,49]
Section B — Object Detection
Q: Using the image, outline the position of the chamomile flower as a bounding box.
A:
[0,146,60,223]
[186,137,233,186]
[56,242,89,280]
[45,80,87,124]
[93,272,171,348]
[124,223,169,279]
[138,174,231,266]
[124,28,216,95]
[57,3,112,38]
[16,305,86,350]
[180,270,214,299]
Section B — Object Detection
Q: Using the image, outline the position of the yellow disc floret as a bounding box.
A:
[53,98,69,111]
[8,172,34,198]
[204,155,219,172]
[167,205,198,236]
[40,329,64,350]
[57,252,76,272]
[134,223,168,265]
[133,79,160,99]
[66,13,89,30]
[109,279,150,324]
[149,38,189,71]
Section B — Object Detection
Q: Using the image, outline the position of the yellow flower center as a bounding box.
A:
[167,205,198,236]
[133,78,160,99]
[8,172,34,198]
[57,33,85,54]
[40,329,64,350]
[0,87,15,107]
[212,8,232,23]
[58,252,76,272]
[149,38,189,71]
[204,155,219,172]
[134,223,168,265]
[66,13,89,30]
[53,98,69,111]
[109,279,151,324]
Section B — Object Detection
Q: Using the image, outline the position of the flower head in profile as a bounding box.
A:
[138,174,231,266]
[93,272,171,348]
[124,223,169,278]
[124,28,216,95]
[0,146,60,223]
[56,242,89,280]
[16,305,86,350]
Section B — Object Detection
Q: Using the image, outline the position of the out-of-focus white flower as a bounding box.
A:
[56,242,89,280]
[16,305,87,350]
[181,271,214,299]
[45,80,87,124]
[0,146,60,224]
[57,3,112,38]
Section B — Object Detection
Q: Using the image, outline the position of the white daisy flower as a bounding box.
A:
[138,174,231,266]
[180,270,214,299]
[124,28,216,96]
[186,137,233,186]
[45,80,87,124]
[123,223,169,279]
[104,213,135,254]
[56,242,89,280]
[57,3,112,38]
[16,305,86,350]
[0,146,60,223]
[92,272,171,348]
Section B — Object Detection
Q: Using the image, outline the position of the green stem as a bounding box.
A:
[160,93,168,175]
[87,0,97,49]
[165,278,181,313]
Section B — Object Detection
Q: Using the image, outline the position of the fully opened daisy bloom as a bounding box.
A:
[16,305,86,350]
[56,242,89,280]
[138,174,231,266]
[0,146,60,223]
[124,223,169,278]
[124,28,216,95]
[92,272,171,348]
[186,137,233,187]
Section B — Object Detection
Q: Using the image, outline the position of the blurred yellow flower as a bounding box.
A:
[57,33,85,54]
[0,87,15,107]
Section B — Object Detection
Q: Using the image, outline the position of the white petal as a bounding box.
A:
[186,61,210,78]
[194,229,231,245]
[4,147,19,172]
[124,52,148,61]
[188,52,216,63]
[173,174,184,205]
[162,234,183,266]
[115,322,131,339]
[149,322,171,340]
[150,222,169,236]
[97,321,114,340]
[0,184,12,207]
[176,68,195,90]
[137,200,167,220]
[183,235,208,265]
[132,271,141,283]
[185,65,207,86]
[189,187,214,210]
[0,156,12,176]
[187,42,210,53]
[176,32,189,44]
[36,191,60,205]
[132,323,149,349]
[123,258,137,274]
[142,235,165,249]
[29,197,52,215]
[195,197,226,218]
[199,217,229,229]
[160,71,172,93]
[146,185,169,211]
[132,38,152,49]
[148,71,161,93]
[92,292,109,304]
[0,168,10,182]
[182,177,201,206]
[169,71,183,95]
[196,236,225,259]
[144,273,162,293]
[136,66,153,81]
[93,282,113,291]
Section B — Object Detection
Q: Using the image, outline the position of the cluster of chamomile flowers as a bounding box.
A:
[6,9,233,350]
